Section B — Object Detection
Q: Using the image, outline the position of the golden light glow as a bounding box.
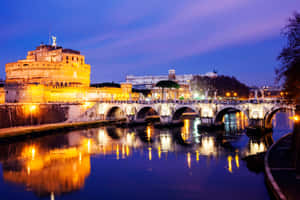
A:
[248,141,266,155]
[122,144,125,159]
[29,104,37,112]
[82,139,92,154]
[82,102,93,109]
[226,92,231,97]
[6,144,92,195]
[79,152,82,164]
[126,133,135,146]
[187,152,191,168]
[228,155,232,173]
[160,134,171,152]
[126,146,130,157]
[51,192,55,200]
[181,119,190,142]
[22,146,37,160]
[235,154,239,168]
[196,150,199,162]
[27,166,31,175]
[293,115,299,122]
[116,144,120,160]
[233,92,237,97]
[158,146,161,159]
[146,126,152,141]
[148,147,152,161]
[199,137,216,156]
[98,129,109,145]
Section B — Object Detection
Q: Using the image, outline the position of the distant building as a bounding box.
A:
[249,86,283,99]
[126,69,217,100]
[88,82,140,101]
[126,69,217,89]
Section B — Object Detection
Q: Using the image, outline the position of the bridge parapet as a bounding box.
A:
[69,99,295,127]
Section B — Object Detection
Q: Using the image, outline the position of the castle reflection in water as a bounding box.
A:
[0,112,294,198]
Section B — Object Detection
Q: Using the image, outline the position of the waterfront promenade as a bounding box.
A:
[0,119,124,139]
[265,133,300,200]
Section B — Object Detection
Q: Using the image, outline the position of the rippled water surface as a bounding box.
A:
[0,112,294,200]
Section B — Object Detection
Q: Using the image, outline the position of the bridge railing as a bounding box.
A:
[95,98,292,105]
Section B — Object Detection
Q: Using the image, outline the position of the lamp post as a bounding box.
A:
[29,104,36,125]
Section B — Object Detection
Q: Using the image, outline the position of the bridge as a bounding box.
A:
[69,99,295,128]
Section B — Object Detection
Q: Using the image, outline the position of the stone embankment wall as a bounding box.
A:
[0,104,83,129]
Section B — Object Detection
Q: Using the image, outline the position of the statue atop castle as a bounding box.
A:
[51,36,57,47]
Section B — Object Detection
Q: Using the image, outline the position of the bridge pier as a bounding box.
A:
[127,114,135,122]
[200,117,214,125]
[160,116,172,124]
[249,119,264,128]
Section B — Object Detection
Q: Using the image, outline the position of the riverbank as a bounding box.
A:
[265,132,300,200]
[0,119,125,140]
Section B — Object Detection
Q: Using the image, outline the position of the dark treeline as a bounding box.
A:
[0,79,4,87]
[90,82,121,88]
[190,75,249,98]
[132,88,151,96]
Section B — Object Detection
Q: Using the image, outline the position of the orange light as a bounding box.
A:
[29,105,37,112]
[187,152,191,168]
[226,92,230,97]
[148,147,152,161]
[233,92,237,97]
[293,115,299,122]
[228,155,232,173]
[235,154,239,168]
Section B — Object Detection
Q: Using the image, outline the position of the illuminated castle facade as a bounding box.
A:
[4,38,139,103]
[6,43,90,87]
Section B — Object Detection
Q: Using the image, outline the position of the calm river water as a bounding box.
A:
[0,112,294,200]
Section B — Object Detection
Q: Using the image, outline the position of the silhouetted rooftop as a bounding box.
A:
[35,44,80,55]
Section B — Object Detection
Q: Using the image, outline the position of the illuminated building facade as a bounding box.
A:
[88,83,140,101]
[151,84,191,100]
[0,88,4,104]
[5,44,90,87]
[126,69,217,90]
[4,40,139,103]
[126,69,217,100]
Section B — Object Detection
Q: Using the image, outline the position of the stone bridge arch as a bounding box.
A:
[136,106,160,121]
[264,105,295,128]
[172,105,199,120]
[214,106,249,124]
[105,106,126,120]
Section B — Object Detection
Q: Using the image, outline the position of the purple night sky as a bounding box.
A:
[0,0,299,86]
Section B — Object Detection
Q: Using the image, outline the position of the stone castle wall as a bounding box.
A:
[0,103,83,129]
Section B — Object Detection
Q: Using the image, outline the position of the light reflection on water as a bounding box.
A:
[0,112,294,200]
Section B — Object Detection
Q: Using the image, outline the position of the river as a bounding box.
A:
[0,111,294,200]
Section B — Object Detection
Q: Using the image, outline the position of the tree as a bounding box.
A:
[156,80,179,100]
[276,12,300,177]
[90,82,121,88]
[190,75,249,98]
[156,80,180,89]
[276,12,300,103]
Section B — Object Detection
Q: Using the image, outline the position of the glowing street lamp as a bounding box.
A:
[226,92,230,97]
[29,105,37,112]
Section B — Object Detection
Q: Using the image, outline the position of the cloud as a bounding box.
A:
[80,0,297,66]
